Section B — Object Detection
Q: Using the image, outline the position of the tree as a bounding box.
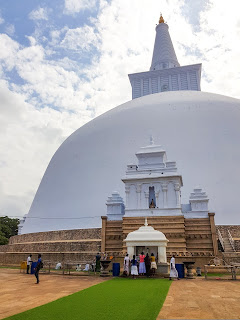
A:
[0,216,19,245]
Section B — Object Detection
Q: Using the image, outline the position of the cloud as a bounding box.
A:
[5,24,15,36]
[61,25,99,50]
[0,34,20,70]
[0,80,90,217]
[64,0,98,14]
[28,7,49,20]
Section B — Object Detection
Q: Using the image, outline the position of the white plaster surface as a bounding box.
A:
[21,91,240,233]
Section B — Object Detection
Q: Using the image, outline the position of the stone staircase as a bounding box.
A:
[222,236,235,252]
[217,228,235,253]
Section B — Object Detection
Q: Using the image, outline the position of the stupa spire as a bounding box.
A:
[128,13,202,99]
[150,14,180,71]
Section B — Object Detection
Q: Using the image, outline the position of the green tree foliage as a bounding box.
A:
[0,216,19,245]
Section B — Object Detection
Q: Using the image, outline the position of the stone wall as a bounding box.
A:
[5,240,100,253]
[234,240,240,252]
[216,225,240,238]
[0,228,101,266]
[0,245,9,252]
[1,224,239,267]
[0,252,99,266]
[10,228,101,244]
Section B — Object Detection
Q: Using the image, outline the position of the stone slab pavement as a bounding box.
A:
[157,278,240,319]
[1,269,240,320]
[0,268,107,319]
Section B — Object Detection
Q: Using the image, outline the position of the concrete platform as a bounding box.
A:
[157,278,240,319]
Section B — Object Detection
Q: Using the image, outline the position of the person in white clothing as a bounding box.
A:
[55,262,62,270]
[27,254,32,274]
[83,264,90,271]
[169,255,179,280]
[123,253,130,276]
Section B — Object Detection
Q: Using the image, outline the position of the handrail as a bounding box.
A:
[227,229,235,252]
[217,229,225,251]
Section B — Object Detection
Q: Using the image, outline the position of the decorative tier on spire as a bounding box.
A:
[128,14,202,99]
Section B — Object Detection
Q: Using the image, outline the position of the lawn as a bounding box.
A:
[0,266,20,269]
[5,278,171,320]
[207,273,230,277]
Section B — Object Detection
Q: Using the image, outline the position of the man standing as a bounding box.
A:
[26,254,32,274]
[169,255,179,280]
[95,252,101,272]
[35,254,42,284]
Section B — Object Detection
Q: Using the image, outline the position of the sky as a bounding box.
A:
[0,0,240,221]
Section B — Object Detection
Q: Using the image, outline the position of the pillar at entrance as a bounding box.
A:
[127,246,134,257]
[158,244,167,263]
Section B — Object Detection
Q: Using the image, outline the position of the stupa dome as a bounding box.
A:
[21,90,240,234]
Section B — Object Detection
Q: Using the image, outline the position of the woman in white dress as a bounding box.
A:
[124,253,130,275]
[131,255,138,279]
[169,255,179,280]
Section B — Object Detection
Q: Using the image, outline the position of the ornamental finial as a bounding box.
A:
[150,135,154,145]
[159,13,164,24]
[144,217,148,227]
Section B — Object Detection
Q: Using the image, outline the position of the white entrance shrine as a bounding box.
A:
[124,218,169,272]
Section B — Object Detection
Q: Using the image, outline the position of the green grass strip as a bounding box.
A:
[5,278,171,320]
[207,273,232,277]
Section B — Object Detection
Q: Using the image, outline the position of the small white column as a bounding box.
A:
[161,183,168,208]
[145,191,149,208]
[125,185,130,208]
[136,184,142,209]
[158,244,167,263]
[127,246,135,259]
[155,188,160,208]
[174,183,181,208]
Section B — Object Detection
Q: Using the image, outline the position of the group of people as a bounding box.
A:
[26,254,43,284]
[124,252,158,278]
[124,253,179,280]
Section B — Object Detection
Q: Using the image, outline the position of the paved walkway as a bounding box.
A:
[157,278,240,319]
[0,268,106,319]
[1,269,240,319]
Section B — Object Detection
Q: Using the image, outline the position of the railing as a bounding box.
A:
[217,229,225,251]
[227,229,235,252]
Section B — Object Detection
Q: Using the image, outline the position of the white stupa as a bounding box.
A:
[20,15,240,234]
